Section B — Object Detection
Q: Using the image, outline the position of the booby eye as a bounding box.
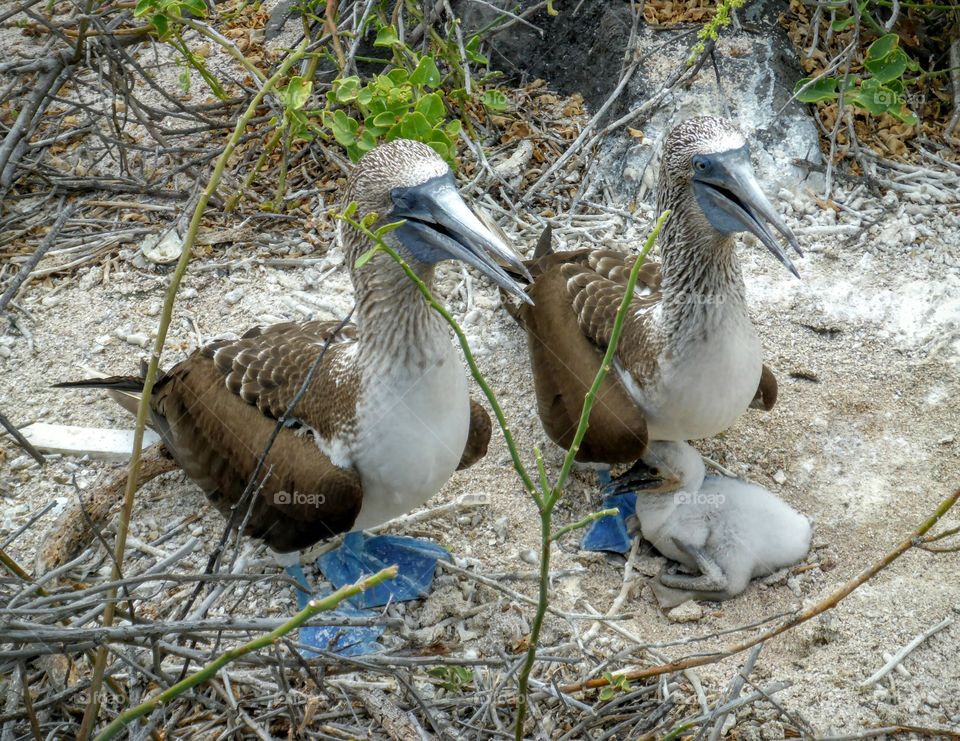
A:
[693,157,708,173]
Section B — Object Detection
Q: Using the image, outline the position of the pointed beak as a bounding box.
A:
[693,148,802,279]
[602,460,683,497]
[390,173,533,304]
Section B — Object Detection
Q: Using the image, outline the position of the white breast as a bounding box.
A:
[620,305,762,441]
[350,338,469,530]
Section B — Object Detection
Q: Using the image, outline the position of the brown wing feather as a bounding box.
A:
[457,398,491,470]
[750,363,778,411]
[144,320,363,552]
[204,320,358,438]
[152,349,362,553]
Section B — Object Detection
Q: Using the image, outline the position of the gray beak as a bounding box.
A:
[390,173,533,304]
[693,147,802,279]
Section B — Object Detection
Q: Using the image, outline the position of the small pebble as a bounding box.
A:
[0,345,10,359]
[667,601,703,623]
[224,287,245,305]
[772,469,786,485]
[145,300,162,317]
[519,548,538,565]
[180,287,198,299]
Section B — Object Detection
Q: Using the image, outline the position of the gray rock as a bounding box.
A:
[455,0,822,196]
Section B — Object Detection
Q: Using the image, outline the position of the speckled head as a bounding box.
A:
[661,116,747,185]
[659,116,802,278]
[343,139,449,218]
[341,138,531,303]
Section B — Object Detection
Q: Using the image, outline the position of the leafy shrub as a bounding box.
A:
[794,33,919,125]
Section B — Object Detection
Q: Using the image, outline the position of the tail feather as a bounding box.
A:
[54,376,145,393]
[55,376,146,419]
[533,224,553,260]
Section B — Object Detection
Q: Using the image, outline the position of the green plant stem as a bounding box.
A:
[550,508,619,542]
[92,566,397,741]
[75,41,307,741]
[513,210,669,740]
[181,18,267,85]
[225,125,282,213]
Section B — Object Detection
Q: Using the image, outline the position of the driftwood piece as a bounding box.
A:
[36,443,176,574]
[357,689,427,741]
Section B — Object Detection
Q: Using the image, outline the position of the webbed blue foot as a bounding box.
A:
[284,563,385,657]
[581,469,637,555]
[316,531,451,609]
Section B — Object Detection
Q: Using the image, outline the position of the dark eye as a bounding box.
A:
[693,157,708,172]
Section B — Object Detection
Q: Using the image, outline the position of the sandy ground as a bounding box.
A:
[2,160,959,736]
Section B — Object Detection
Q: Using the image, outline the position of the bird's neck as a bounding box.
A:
[351,253,450,373]
[655,189,748,346]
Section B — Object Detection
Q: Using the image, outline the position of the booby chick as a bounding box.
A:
[607,441,812,609]
[58,139,530,610]
[505,116,799,467]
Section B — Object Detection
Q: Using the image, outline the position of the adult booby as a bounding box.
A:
[58,139,530,609]
[606,441,811,608]
[506,117,799,465]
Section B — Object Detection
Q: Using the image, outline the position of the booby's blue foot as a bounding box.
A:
[284,563,385,657]
[581,470,637,555]
[316,531,451,609]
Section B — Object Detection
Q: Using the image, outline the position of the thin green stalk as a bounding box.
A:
[514,211,670,740]
[76,42,308,741]
[224,126,283,213]
[92,566,397,741]
[550,508,619,542]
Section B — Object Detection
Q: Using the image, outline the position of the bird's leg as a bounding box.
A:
[657,538,729,593]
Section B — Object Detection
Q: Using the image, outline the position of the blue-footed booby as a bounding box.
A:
[58,139,529,614]
[604,440,811,608]
[505,117,798,466]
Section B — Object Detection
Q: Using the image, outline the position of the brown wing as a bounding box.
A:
[749,363,778,411]
[457,398,491,470]
[151,320,363,553]
[513,250,649,464]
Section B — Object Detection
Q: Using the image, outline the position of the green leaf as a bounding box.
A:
[830,15,856,31]
[482,89,508,110]
[151,13,169,39]
[465,34,488,65]
[887,106,918,125]
[372,110,401,128]
[384,122,404,141]
[354,246,379,269]
[357,128,378,153]
[400,111,432,140]
[178,67,190,94]
[847,79,891,115]
[793,76,839,103]
[415,92,445,122]
[386,68,409,85]
[426,138,453,162]
[133,0,154,17]
[373,25,400,47]
[180,0,206,16]
[410,56,442,88]
[444,119,462,137]
[325,109,359,147]
[865,33,899,64]
[334,76,361,103]
[357,86,374,107]
[282,76,312,111]
[341,201,358,219]
[866,47,909,84]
